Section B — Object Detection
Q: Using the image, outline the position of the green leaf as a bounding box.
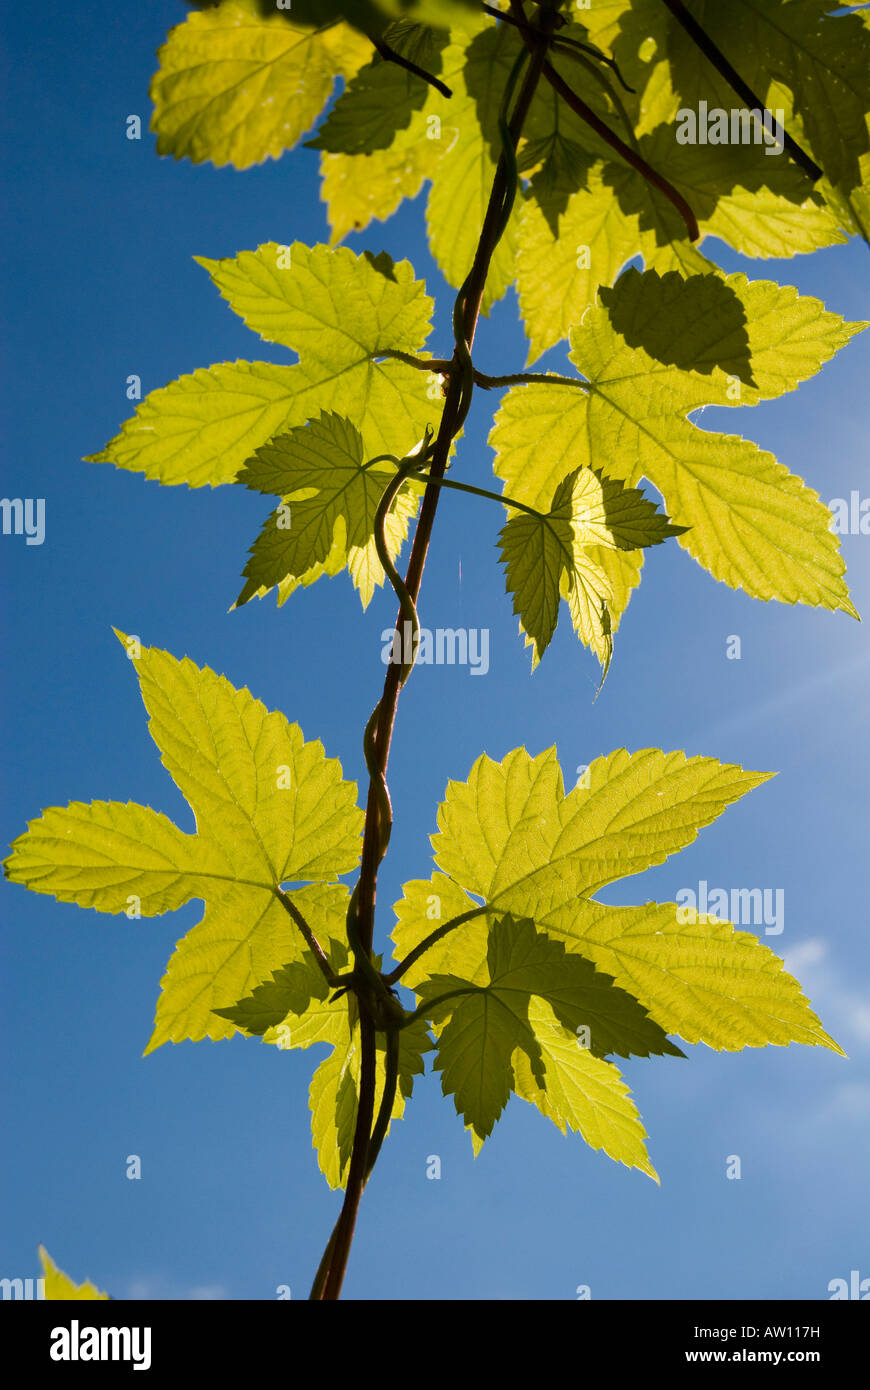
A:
[517,162,666,366]
[511,9,848,359]
[433,745,774,911]
[418,914,676,1149]
[511,998,659,1181]
[4,633,363,1052]
[499,466,683,670]
[309,14,523,310]
[87,243,437,491]
[197,241,432,363]
[283,0,478,27]
[398,744,838,1055]
[259,958,363,1188]
[319,119,444,243]
[372,0,478,24]
[213,939,349,1036]
[534,898,844,1056]
[654,0,870,241]
[86,360,302,489]
[491,267,864,616]
[313,16,484,244]
[392,872,489,987]
[299,2,863,339]
[150,0,371,169]
[392,742,841,1168]
[423,915,681,1061]
[309,1016,432,1188]
[307,22,449,155]
[234,411,420,609]
[39,1247,110,1301]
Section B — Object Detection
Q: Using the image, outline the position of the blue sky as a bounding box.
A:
[1,2,868,1301]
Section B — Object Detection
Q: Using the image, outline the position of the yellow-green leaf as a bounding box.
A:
[150,0,371,169]
[234,411,421,609]
[433,745,773,911]
[498,466,682,671]
[511,998,659,1181]
[4,634,363,1053]
[39,1247,110,1301]
[417,915,677,1144]
[87,243,437,489]
[491,267,864,616]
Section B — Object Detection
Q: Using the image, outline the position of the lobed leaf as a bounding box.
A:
[498,466,683,671]
[234,411,420,609]
[39,1247,110,1301]
[86,243,437,556]
[4,634,363,1053]
[150,0,371,169]
[491,267,864,617]
[393,741,841,1167]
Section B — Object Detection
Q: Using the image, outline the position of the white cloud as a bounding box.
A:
[781,937,870,1048]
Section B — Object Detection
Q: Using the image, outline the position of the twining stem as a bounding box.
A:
[660,0,822,183]
[310,1,560,1302]
[385,905,490,985]
[309,1222,339,1301]
[316,1009,376,1299]
[408,469,544,520]
[373,351,593,396]
[399,986,483,1028]
[365,1027,400,1179]
[474,368,590,390]
[273,888,337,985]
[373,37,453,99]
[540,58,700,240]
[507,0,699,240]
[484,2,634,93]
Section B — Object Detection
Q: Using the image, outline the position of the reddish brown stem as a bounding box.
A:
[309,0,559,1302]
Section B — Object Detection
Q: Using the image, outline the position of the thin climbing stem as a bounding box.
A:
[399,987,483,1028]
[506,0,698,239]
[308,2,561,1301]
[474,367,591,390]
[540,58,700,240]
[386,905,490,985]
[320,1010,377,1299]
[407,469,545,520]
[660,0,822,182]
[273,888,338,986]
[365,1028,400,1180]
[372,37,453,98]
